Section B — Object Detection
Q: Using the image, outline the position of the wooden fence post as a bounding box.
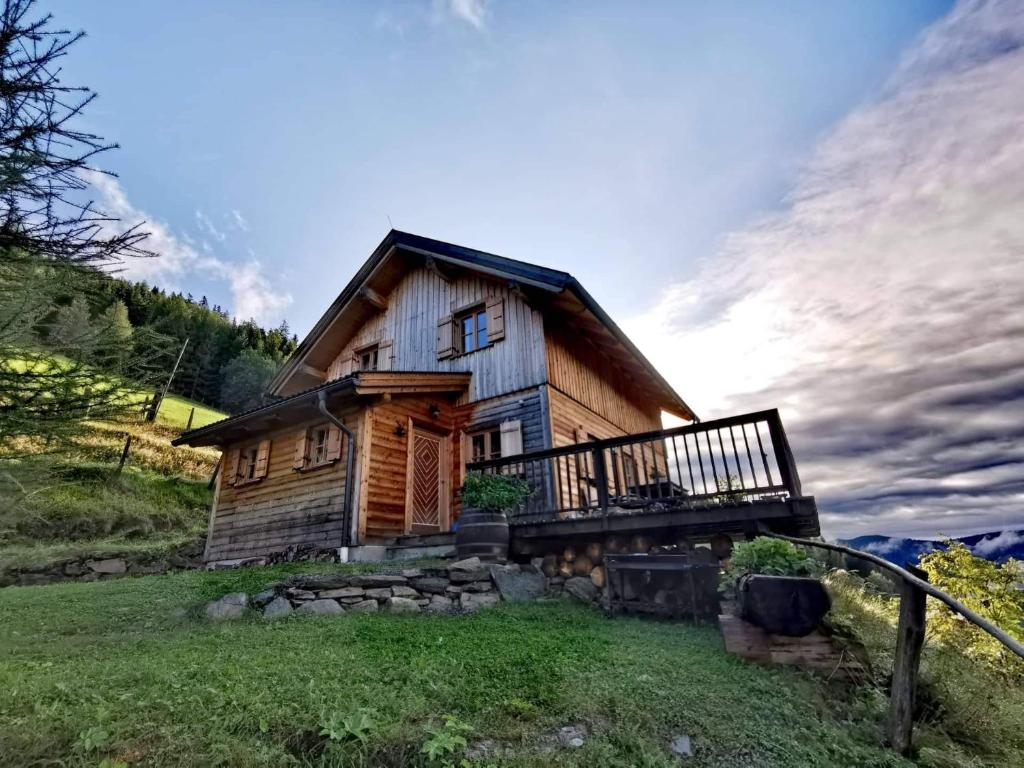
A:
[185,406,195,431]
[116,434,133,476]
[887,565,928,755]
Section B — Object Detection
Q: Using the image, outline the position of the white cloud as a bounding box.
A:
[195,209,226,242]
[443,0,487,29]
[972,529,1024,558]
[230,209,249,232]
[624,0,1024,539]
[83,171,292,325]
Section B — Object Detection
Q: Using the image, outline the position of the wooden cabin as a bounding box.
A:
[175,231,816,564]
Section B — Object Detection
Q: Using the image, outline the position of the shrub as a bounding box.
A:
[919,541,1024,676]
[722,537,817,591]
[459,471,529,513]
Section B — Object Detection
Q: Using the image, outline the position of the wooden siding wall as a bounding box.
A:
[545,325,662,435]
[545,385,665,513]
[359,388,547,540]
[324,266,547,402]
[207,405,360,561]
[361,395,458,541]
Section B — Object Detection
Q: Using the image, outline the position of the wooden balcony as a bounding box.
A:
[466,409,819,549]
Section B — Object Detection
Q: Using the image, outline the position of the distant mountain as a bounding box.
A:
[840,529,1024,568]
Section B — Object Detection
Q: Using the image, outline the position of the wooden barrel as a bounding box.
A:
[738,574,831,636]
[455,508,509,562]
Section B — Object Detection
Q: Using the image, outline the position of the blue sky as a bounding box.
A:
[50,0,948,326]
[47,1,1024,540]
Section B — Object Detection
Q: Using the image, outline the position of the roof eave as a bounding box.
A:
[565,277,698,422]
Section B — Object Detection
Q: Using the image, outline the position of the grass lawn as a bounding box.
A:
[153,394,226,431]
[1,397,219,574]
[0,565,918,768]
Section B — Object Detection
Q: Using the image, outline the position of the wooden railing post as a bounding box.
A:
[766,410,803,497]
[887,565,927,755]
[591,445,609,513]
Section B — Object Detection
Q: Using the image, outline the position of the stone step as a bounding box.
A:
[386,543,457,561]
[388,532,455,549]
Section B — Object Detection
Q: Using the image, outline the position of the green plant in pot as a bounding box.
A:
[455,472,530,562]
[724,537,829,637]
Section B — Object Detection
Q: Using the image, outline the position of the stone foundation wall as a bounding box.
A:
[0,541,344,588]
[0,539,206,588]
[206,557,587,620]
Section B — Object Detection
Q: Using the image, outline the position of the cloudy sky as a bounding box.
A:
[48,0,1023,539]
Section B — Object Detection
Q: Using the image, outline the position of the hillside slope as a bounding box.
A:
[0,395,221,577]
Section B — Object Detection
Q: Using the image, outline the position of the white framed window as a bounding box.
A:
[311,425,330,465]
[294,423,342,471]
[456,305,488,354]
[356,343,379,372]
[241,445,259,482]
[471,428,502,462]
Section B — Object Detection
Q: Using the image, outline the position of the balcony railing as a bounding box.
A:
[466,409,803,521]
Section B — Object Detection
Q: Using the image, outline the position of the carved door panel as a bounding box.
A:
[410,428,444,532]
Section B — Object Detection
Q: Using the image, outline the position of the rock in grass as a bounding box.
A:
[205,592,248,621]
[262,596,293,619]
[460,591,500,612]
[296,599,344,616]
[348,599,379,613]
[490,564,546,602]
[564,577,599,603]
[448,556,483,572]
[669,734,693,757]
[390,585,419,598]
[354,574,408,588]
[410,576,448,594]
[87,558,127,575]
[318,586,365,599]
[385,596,420,613]
[252,589,277,608]
[449,569,490,584]
[426,594,454,613]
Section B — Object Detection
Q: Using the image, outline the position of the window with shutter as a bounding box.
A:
[225,448,241,486]
[499,419,523,457]
[485,297,505,343]
[437,315,455,360]
[235,444,261,485]
[325,425,343,461]
[377,340,393,371]
[355,343,379,372]
[254,439,271,479]
[453,304,489,354]
[293,430,310,470]
[294,423,343,471]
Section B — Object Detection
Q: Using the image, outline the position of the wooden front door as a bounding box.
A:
[408,428,447,533]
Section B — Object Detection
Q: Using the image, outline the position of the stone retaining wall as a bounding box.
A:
[205,557,603,620]
[0,540,343,588]
[0,539,207,588]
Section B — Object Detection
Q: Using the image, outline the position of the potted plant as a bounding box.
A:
[723,537,829,636]
[456,471,530,562]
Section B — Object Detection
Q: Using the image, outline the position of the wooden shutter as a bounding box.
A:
[225,448,241,486]
[293,429,309,470]
[326,425,343,462]
[500,419,523,457]
[254,439,271,479]
[437,315,455,360]
[377,340,393,371]
[486,297,505,343]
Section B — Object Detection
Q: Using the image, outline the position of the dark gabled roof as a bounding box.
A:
[269,230,697,420]
[173,370,473,447]
[171,376,356,447]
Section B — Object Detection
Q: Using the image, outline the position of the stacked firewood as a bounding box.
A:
[539,535,657,590]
